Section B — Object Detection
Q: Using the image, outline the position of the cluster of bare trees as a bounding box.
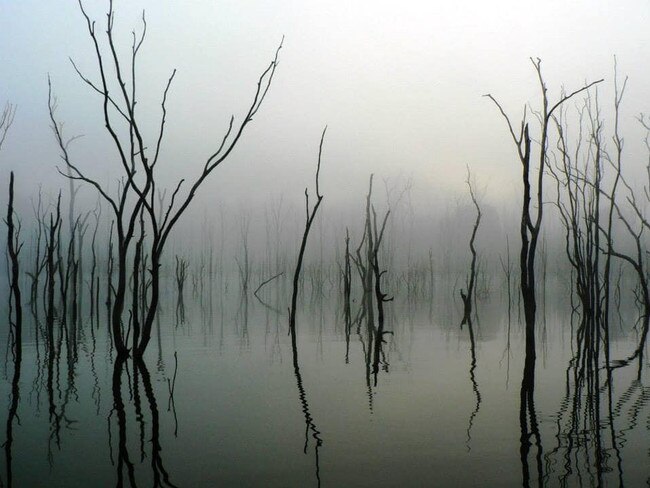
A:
[486,57,650,484]
[487,59,604,486]
[337,174,394,393]
[4,1,650,484]
[44,0,282,359]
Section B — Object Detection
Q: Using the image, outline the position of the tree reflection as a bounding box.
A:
[110,358,177,487]
[290,325,323,487]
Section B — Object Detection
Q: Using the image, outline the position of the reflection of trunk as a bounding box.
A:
[519,355,543,488]
[111,358,177,487]
[285,130,326,485]
[111,358,137,486]
[487,67,600,487]
[464,316,481,450]
[137,359,178,487]
[544,312,625,484]
[4,318,21,488]
[47,303,62,453]
[289,327,322,487]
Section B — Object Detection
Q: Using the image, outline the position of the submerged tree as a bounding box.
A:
[460,168,481,327]
[2,106,20,350]
[485,59,601,366]
[601,104,650,377]
[49,0,282,358]
[2,105,20,488]
[485,59,601,486]
[6,172,23,360]
[286,129,327,487]
[289,127,327,334]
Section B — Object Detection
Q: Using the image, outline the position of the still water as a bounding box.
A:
[1,276,648,487]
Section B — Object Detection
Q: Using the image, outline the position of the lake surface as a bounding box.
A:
[1,275,649,487]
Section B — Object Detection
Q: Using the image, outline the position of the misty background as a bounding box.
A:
[0,0,649,269]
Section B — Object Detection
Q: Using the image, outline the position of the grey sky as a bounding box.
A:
[0,0,648,212]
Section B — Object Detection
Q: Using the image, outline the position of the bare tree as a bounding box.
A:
[600,115,650,377]
[49,0,282,358]
[289,127,327,334]
[485,59,601,364]
[460,167,481,326]
[485,59,601,486]
[4,123,22,365]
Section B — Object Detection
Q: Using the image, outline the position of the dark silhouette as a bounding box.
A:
[486,60,601,486]
[289,127,327,333]
[485,59,601,372]
[174,255,188,325]
[6,172,23,363]
[48,0,282,358]
[290,320,323,488]
[459,169,482,449]
[3,110,20,488]
[460,168,481,327]
[111,358,177,487]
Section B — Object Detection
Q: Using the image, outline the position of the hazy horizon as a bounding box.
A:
[1,0,649,214]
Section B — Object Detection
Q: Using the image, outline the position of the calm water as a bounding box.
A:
[1,276,649,487]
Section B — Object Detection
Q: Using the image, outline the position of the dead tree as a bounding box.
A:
[342,228,352,361]
[50,0,282,358]
[486,60,601,485]
[4,186,22,488]
[601,60,626,378]
[370,202,392,384]
[348,175,379,337]
[235,214,251,294]
[174,255,188,299]
[174,254,188,325]
[26,188,45,312]
[363,177,376,328]
[600,116,650,377]
[485,60,601,365]
[89,203,101,324]
[6,174,23,362]
[2,105,20,352]
[460,168,482,327]
[45,194,62,351]
[289,127,327,335]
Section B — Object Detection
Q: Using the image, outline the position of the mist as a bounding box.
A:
[2,1,650,487]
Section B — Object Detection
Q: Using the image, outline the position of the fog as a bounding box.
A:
[1,0,649,216]
[3,4,650,486]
